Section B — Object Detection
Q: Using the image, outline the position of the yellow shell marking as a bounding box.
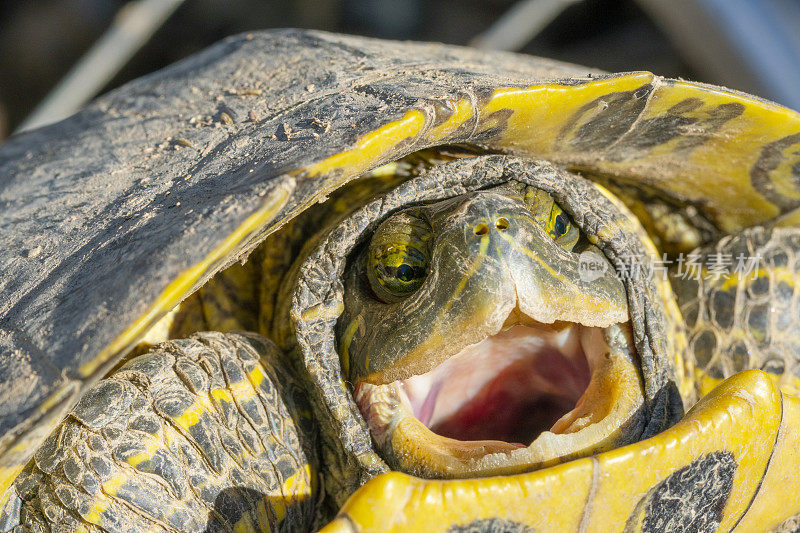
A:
[426,98,474,141]
[481,73,654,152]
[82,71,800,404]
[483,74,800,231]
[304,110,427,178]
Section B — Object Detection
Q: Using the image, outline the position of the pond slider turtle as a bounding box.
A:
[1,29,800,532]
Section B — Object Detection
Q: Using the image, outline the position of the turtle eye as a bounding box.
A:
[370,247,427,295]
[520,185,579,249]
[545,202,579,249]
[549,209,569,239]
[367,213,431,301]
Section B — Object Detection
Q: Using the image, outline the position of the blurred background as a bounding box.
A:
[0,0,798,140]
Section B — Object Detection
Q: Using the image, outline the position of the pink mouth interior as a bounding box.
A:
[399,324,592,445]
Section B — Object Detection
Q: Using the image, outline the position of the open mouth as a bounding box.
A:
[354,312,644,478]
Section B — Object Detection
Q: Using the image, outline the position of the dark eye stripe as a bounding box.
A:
[367,212,432,300]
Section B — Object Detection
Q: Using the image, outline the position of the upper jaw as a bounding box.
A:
[354,309,645,478]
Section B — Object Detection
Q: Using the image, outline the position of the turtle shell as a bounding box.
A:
[2,28,800,489]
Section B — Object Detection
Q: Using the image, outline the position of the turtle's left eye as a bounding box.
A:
[550,209,569,239]
[521,185,578,249]
[545,202,579,249]
[367,213,431,301]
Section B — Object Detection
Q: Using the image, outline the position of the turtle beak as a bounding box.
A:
[354,314,645,478]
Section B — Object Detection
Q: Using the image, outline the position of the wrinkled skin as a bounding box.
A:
[7,153,800,532]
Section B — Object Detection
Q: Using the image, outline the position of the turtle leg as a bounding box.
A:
[668,226,800,530]
[670,226,800,396]
[0,332,319,532]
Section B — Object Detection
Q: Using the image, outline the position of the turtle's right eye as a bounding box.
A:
[367,213,431,301]
[522,185,579,250]
[546,202,570,239]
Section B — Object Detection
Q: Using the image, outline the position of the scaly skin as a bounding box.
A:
[672,227,800,398]
[1,333,318,531]
[322,159,800,531]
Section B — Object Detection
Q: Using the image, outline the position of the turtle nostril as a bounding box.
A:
[495,217,509,231]
[473,223,489,236]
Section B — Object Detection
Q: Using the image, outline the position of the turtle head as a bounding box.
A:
[338,179,645,477]
[290,154,681,498]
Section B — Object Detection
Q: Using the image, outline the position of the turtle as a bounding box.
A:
[1,28,800,532]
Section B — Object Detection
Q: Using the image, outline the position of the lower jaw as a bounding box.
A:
[354,322,645,479]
